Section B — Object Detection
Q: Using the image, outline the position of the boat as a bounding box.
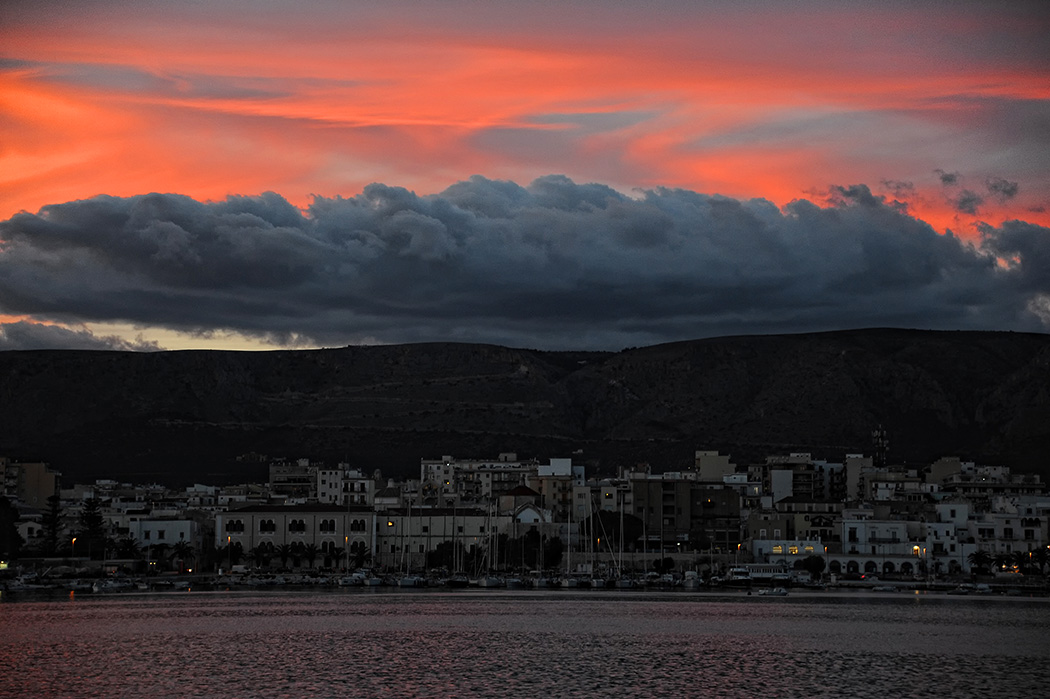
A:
[92,578,135,593]
[723,567,753,588]
[757,587,789,596]
[397,575,425,588]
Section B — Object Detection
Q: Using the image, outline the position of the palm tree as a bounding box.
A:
[290,541,305,568]
[116,536,141,559]
[252,543,273,569]
[170,541,195,573]
[967,549,992,576]
[993,552,1014,574]
[275,544,293,569]
[303,543,319,569]
[328,546,345,570]
[1032,547,1049,575]
[1011,550,1033,575]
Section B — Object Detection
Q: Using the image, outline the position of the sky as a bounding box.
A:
[1,0,1048,351]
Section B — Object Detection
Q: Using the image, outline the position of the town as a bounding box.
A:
[2,439,1049,593]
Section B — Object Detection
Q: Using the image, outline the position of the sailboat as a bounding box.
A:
[397,502,425,587]
[561,491,579,588]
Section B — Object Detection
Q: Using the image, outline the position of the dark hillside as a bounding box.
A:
[1,329,1047,485]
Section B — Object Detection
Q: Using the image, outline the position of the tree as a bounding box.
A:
[1011,550,1032,575]
[274,543,293,569]
[303,543,319,569]
[78,498,107,560]
[116,536,141,559]
[290,541,305,568]
[796,555,826,578]
[328,546,345,570]
[1032,547,1049,575]
[0,496,23,560]
[543,536,564,570]
[967,549,992,576]
[170,541,195,573]
[41,494,63,556]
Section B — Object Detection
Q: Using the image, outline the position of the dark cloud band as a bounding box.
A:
[1,176,1048,350]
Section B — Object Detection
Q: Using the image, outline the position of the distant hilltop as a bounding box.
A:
[1,328,1048,485]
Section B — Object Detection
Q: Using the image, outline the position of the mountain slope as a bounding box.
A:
[1,329,1047,484]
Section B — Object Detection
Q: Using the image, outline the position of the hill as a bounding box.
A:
[1,328,1048,485]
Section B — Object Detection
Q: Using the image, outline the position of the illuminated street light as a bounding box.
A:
[71,537,77,557]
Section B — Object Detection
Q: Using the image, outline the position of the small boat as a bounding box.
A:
[92,578,135,593]
[398,575,424,588]
[757,587,789,596]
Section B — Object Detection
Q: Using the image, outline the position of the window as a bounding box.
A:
[144,530,151,540]
[158,530,165,540]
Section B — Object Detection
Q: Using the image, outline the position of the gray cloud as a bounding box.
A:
[0,321,161,351]
[1,175,1048,350]
[935,169,960,186]
[880,179,915,199]
[952,189,984,215]
[986,176,1020,203]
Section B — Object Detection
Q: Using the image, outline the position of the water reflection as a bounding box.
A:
[3,592,1048,698]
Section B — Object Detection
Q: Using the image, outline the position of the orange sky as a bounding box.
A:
[1,1,1049,351]
[2,0,1047,235]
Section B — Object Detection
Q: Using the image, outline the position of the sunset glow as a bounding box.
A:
[2,1,1048,350]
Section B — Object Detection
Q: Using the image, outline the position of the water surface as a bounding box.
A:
[4,590,1047,698]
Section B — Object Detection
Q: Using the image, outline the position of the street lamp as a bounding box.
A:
[71,537,77,558]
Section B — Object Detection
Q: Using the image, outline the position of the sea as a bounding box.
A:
[2,588,1048,698]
